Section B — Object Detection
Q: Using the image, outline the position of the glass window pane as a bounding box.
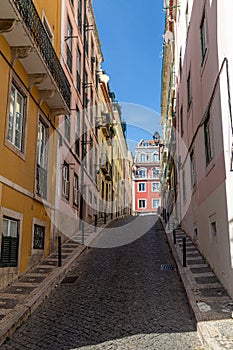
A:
[10,221,17,237]
[2,219,8,236]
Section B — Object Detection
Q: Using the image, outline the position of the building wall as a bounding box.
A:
[172,0,233,297]
[0,0,69,288]
[133,142,161,214]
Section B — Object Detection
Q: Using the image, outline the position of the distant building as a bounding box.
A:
[132,138,161,215]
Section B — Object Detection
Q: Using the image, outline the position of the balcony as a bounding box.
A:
[99,154,112,180]
[97,113,111,138]
[0,0,70,114]
[133,173,161,180]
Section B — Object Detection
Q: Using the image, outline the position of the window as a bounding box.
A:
[84,15,89,55]
[138,182,146,192]
[185,2,190,33]
[153,153,159,162]
[138,169,146,178]
[33,224,45,249]
[204,112,212,164]
[152,182,160,192]
[77,0,82,33]
[0,217,19,267]
[95,61,99,90]
[73,174,79,206]
[84,70,89,109]
[179,48,182,77]
[138,199,146,208]
[8,83,25,151]
[94,196,97,212]
[152,199,160,209]
[194,228,198,238]
[180,105,184,136]
[62,162,70,200]
[90,88,94,124]
[91,41,95,73]
[140,153,146,162]
[76,47,81,93]
[200,11,207,63]
[210,221,217,236]
[187,70,192,109]
[89,136,93,177]
[82,123,87,167]
[190,150,196,188]
[42,14,54,44]
[75,107,80,156]
[88,190,92,216]
[152,168,160,178]
[36,119,48,199]
[64,115,71,142]
[66,19,72,72]
[182,170,186,202]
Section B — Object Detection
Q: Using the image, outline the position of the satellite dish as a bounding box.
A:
[164,30,174,44]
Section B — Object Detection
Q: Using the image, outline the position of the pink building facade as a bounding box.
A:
[167,0,233,298]
[132,140,161,215]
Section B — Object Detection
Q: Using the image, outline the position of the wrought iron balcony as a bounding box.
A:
[1,0,70,112]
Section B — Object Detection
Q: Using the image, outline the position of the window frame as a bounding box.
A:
[204,111,213,165]
[200,9,208,64]
[64,115,71,143]
[187,69,192,110]
[140,153,146,162]
[138,168,147,178]
[76,47,81,93]
[88,190,92,216]
[138,182,146,192]
[36,118,49,199]
[62,162,70,200]
[182,170,186,203]
[75,107,80,156]
[138,199,146,209]
[153,153,159,162]
[42,10,54,45]
[0,216,19,267]
[66,18,73,72]
[6,78,28,157]
[180,105,184,136]
[190,150,196,188]
[152,182,160,192]
[152,199,160,209]
[152,168,160,179]
[73,173,79,206]
[33,224,45,250]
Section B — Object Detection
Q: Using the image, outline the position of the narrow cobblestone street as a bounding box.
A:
[1,216,203,350]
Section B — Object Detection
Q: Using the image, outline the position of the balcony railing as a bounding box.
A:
[12,0,70,108]
[133,174,160,180]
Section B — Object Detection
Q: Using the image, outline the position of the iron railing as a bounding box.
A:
[13,0,71,108]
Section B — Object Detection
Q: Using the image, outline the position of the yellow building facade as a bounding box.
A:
[0,0,70,288]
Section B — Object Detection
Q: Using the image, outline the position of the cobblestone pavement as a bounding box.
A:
[1,216,203,350]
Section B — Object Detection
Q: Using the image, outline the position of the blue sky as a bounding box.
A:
[92,0,165,150]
